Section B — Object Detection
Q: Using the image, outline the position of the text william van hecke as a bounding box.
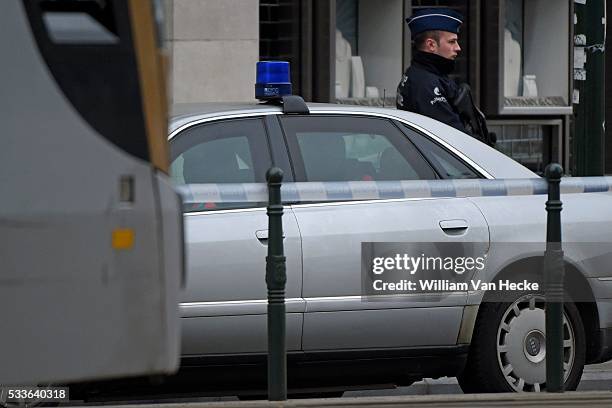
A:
[372,279,539,291]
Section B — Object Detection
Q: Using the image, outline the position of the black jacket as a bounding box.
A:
[396,51,467,134]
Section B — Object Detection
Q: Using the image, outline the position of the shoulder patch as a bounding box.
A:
[429,84,448,105]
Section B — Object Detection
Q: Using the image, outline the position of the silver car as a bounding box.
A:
[169,102,612,394]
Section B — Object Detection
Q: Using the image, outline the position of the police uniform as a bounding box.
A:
[396,9,467,134]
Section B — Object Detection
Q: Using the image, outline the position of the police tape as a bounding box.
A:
[176,177,612,206]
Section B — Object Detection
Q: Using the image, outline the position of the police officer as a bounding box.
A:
[397,8,495,146]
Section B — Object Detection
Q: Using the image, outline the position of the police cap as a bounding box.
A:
[406,8,463,37]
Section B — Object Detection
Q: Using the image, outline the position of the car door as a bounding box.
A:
[279,114,489,351]
[170,116,304,355]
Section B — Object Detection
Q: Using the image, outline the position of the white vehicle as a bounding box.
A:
[168,98,612,395]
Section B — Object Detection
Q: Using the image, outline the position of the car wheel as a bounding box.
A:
[458,292,585,393]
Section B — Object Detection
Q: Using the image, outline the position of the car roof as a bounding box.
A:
[170,102,537,180]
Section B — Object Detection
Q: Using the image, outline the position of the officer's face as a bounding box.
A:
[432,31,461,60]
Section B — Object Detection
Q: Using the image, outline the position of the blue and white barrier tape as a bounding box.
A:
[176,177,612,205]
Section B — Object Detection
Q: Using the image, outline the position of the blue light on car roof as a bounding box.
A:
[255,61,292,100]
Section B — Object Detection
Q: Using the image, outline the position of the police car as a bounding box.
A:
[168,62,612,395]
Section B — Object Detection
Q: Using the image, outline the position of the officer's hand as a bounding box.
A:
[488,132,497,147]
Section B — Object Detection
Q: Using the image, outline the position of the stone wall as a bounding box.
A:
[165,0,259,104]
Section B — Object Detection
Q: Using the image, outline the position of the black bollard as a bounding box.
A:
[265,167,287,401]
[544,163,565,392]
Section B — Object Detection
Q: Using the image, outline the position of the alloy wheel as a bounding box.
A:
[496,294,575,392]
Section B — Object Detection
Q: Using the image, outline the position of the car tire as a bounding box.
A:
[458,290,586,393]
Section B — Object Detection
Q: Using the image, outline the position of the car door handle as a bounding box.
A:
[256,229,285,243]
[439,219,469,235]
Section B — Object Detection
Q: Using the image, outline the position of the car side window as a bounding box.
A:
[400,123,482,179]
[280,116,437,182]
[170,118,272,211]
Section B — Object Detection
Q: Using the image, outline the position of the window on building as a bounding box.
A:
[487,121,562,174]
[502,0,570,109]
[259,0,302,96]
[334,0,404,106]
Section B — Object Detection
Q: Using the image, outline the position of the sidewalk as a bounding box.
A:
[345,360,612,396]
[79,391,612,408]
[67,362,612,407]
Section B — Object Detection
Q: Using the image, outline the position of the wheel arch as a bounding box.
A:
[474,256,600,363]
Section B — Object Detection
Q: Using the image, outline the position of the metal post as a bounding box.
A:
[544,163,565,392]
[265,167,287,401]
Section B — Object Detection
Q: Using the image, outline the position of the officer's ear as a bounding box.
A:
[424,37,439,52]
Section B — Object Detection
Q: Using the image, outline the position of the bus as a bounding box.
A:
[1,0,184,385]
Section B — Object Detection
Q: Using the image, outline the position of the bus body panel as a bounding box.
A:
[0,1,182,384]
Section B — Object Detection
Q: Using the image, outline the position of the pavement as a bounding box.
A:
[66,361,612,407]
[72,392,612,408]
[343,360,612,397]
